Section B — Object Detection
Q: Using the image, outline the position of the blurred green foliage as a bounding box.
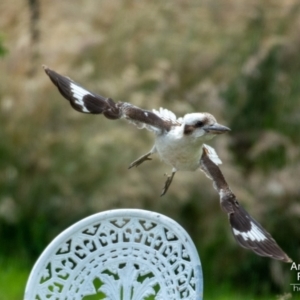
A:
[0,0,300,298]
[0,37,7,57]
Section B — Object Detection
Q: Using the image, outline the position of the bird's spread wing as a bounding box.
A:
[200,147,292,263]
[43,66,175,133]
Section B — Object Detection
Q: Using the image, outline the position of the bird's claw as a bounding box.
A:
[160,173,175,197]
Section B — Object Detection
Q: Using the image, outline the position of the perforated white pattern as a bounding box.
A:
[25,209,203,300]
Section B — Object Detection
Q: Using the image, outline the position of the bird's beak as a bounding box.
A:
[204,123,231,134]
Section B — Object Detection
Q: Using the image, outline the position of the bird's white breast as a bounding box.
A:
[154,126,205,171]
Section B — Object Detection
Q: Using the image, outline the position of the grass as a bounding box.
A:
[0,257,30,300]
[205,282,293,300]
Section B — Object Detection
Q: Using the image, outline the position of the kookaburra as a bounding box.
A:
[43,66,291,262]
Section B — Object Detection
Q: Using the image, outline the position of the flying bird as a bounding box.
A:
[43,66,291,261]
[200,147,292,262]
[43,65,230,195]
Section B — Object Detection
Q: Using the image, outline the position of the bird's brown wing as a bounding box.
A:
[43,66,175,133]
[200,146,291,263]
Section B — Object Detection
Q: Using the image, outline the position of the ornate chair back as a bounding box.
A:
[25,209,203,299]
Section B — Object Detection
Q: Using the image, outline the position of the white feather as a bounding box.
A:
[203,144,222,165]
[233,222,267,242]
[70,83,91,113]
[153,107,178,122]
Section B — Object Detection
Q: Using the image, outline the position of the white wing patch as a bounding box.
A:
[233,221,267,242]
[70,83,91,113]
[203,144,222,165]
[124,117,162,133]
[153,107,179,123]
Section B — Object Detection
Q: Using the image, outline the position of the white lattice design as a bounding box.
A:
[25,209,203,300]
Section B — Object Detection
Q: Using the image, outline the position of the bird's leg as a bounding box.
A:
[160,169,176,196]
[128,146,156,169]
[128,151,153,169]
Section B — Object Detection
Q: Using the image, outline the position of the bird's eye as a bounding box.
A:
[195,121,204,127]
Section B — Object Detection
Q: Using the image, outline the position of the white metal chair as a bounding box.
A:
[25,209,203,300]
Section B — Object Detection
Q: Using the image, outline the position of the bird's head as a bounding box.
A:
[183,113,230,140]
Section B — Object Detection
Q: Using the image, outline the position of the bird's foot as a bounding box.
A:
[128,153,152,169]
[160,172,176,197]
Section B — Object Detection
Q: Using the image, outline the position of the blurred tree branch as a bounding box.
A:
[27,0,40,76]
